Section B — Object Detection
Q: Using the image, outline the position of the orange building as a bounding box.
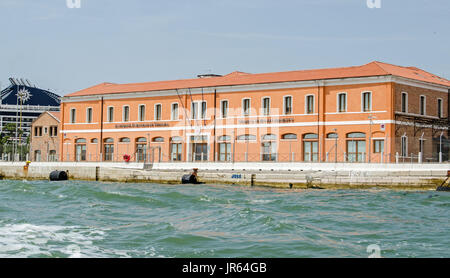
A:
[60,61,450,164]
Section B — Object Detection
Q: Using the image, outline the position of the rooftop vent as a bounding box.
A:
[197,74,222,78]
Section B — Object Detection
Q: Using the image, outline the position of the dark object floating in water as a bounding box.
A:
[181,168,205,184]
[49,170,68,181]
[181,174,204,185]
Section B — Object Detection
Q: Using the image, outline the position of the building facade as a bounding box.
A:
[60,62,450,163]
[30,112,60,162]
[0,78,60,160]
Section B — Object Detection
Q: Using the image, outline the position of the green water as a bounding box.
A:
[0,179,448,258]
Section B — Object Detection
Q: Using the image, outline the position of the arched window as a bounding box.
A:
[347,132,366,138]
[303,133,318,140]
[170,136,183,142]
[104,138,114,143]
[152,137,164,143]
[327,133,338,139]
[136,137,147,143]
[262,134,277,141]
[91,138,98,144]
[218,135,231,142]
[119,137,131,143]
[237,134,256,141]
[281,133,297,140]
[75,138,87,143]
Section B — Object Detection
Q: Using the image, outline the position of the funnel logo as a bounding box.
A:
[367,0,381,8]
[66,0,81,8]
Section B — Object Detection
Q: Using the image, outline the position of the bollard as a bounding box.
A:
[251,174,256,187]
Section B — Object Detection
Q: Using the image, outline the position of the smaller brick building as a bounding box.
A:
[30,112,60,162]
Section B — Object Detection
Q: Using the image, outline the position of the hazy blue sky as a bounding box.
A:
[0,0,449,96]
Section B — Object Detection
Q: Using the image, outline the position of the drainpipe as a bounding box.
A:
[100,96,104,162]
[213,89,217,162]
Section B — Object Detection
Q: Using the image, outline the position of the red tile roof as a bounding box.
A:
[66,61,450,97]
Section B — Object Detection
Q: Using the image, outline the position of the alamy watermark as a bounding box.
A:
[66,0,81,9]
[367,0,381,9]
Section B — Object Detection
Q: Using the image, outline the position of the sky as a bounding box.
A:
[0,0,449,96]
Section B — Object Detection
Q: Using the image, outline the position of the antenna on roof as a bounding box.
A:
[197,74,222,78]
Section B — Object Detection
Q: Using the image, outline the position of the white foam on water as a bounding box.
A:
[0,223,112,258]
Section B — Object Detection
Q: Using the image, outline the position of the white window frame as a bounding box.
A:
[261,97,271,116]
[361,91,372,112]
[171,102,179,120]
[401,92,408,113]
[154,103,162,121]
[138,104,146,122]
[86,107,93,123]
[191,101,207,120]
[337,92,347,113]
[107,106,114,123]
[220,100,229,119]
[305,94,315,114]
[242,98,251,116]
[283,95,293,115]
[420,95,426,116]
[122,105,130,122]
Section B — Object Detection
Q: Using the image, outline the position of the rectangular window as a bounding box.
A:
[107,107,114,122]
[51,126,58,137]
[191,102,198,119]
[191,101,206,120]
[171,103,179,120]
[262,97,270,116]
[401,92,408,113]
[123,106,130,122]
[70,108,76,123]
[362,92,371,112]
[284,96,292,115]
[201,101,207,119]
[373,140,384,153]
[401,136,408,157]
[437,99,443,118]
[420,96,426,115]
[243,99,250,116]
[306,95,314,114]
[155,104,162,121]
[219,143,231,162]
[86,107,93,123]
[138,105,145,121]
[221,100,228,118]
[171,143,182,161]
[338,93,347,112]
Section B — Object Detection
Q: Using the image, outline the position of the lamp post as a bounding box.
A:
[439,131,444,163]
[333,128,337,163]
